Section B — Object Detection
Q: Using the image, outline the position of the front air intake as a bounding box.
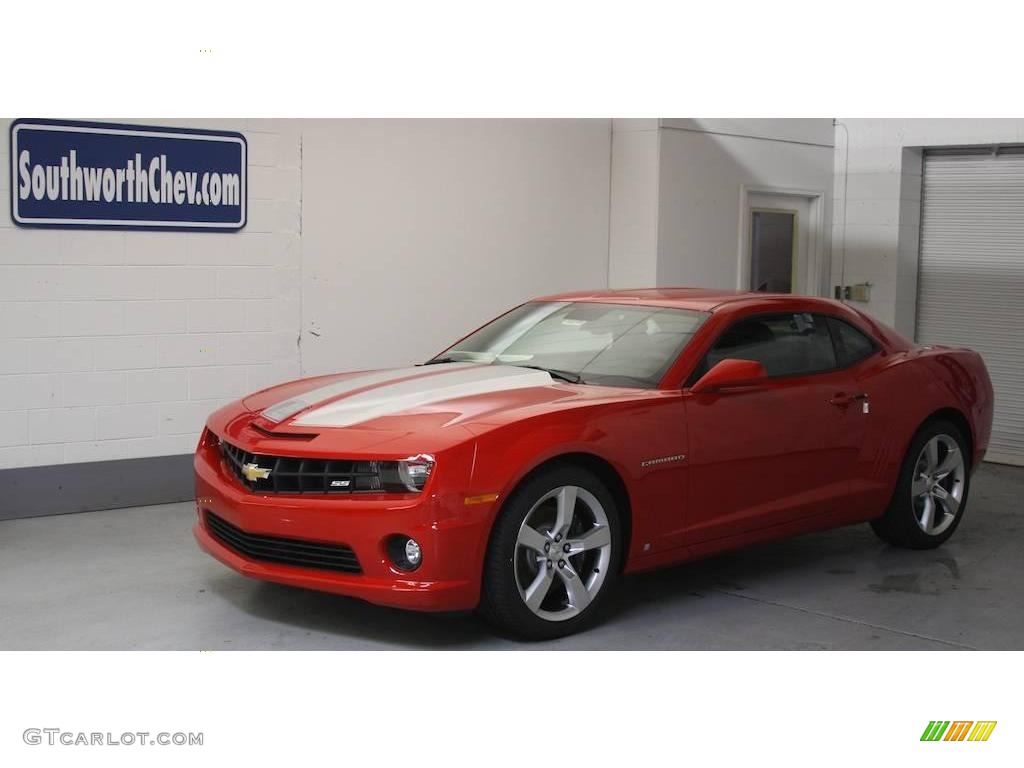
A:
[205,512,362,574]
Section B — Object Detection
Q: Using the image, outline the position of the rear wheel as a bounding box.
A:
[871,420,970,549]
[479,466,621,640]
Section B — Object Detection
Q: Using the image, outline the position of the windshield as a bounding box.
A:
[432,301,708,388]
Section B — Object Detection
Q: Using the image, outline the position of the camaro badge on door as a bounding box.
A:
[640,454,686,468]
[241,462,272,482]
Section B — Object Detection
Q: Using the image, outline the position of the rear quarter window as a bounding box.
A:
[828,317,879,367]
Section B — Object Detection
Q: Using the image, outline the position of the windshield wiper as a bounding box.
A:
[511,364,583,384]
[424,358,582,383]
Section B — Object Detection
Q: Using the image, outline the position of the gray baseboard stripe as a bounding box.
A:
[0,454,194,521]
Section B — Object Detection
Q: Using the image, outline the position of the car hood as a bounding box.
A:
[248,363,558,426]
[228,363,658,451]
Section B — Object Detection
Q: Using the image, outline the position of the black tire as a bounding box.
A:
[479,465,622,640]
[870,419,971,549]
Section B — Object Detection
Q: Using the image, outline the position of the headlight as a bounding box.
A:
[379,454,434,492]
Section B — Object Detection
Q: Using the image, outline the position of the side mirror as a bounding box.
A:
[690,359,767,394]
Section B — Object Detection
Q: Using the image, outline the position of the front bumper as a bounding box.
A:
[192,436,490,612]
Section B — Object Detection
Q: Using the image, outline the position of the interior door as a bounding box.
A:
[746,193,813,295]
[683,312,867,543]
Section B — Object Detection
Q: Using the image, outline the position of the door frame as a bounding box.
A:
[738,186,827,296]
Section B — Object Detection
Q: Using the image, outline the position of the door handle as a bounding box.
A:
[829,392,868,408]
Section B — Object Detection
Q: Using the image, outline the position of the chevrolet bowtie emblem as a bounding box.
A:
[241,462,272,482]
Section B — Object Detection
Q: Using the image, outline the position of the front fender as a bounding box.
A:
[464,395,689,563]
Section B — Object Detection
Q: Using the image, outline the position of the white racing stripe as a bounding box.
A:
[291,365,554,427]
[260,365,471,423]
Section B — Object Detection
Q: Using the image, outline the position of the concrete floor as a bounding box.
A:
[2,463,1022,650]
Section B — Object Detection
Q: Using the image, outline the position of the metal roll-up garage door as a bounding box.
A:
[918,149,1024,466]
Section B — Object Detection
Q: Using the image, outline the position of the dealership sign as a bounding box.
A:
[9,119,246,230]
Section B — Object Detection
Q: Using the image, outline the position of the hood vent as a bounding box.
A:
[250,423,319,440]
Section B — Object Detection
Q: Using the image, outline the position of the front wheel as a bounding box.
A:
[871,420,970,549]
[479,466,621,640]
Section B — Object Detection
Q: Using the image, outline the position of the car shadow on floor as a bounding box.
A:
[206,574,495,648]
[207,520,940,648]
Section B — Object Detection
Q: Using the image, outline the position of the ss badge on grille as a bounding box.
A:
[241,462,272,482]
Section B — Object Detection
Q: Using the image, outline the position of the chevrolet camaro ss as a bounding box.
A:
[193,289,993,639]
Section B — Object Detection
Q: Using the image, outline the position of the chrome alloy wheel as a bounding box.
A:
[513,485,612,622]
[911,434,966,536]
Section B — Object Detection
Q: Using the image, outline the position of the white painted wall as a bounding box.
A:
[609,119,835,293]
[832,119,1024,334]
[664,118,835,147]
[0,118,302,469]
[608,119,659,287]
[299,119,612,375]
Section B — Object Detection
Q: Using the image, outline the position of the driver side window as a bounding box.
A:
[691,313,838,383]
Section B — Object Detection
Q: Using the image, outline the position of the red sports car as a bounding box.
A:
[193,289,993,639]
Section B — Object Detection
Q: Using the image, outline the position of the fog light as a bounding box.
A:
[387,535,422,571]
[405,538,422,567]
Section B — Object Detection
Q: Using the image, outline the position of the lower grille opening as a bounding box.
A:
[205,512,362,574]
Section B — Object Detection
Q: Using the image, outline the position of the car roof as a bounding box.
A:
[530,287,914,355]
[535,287,813,312]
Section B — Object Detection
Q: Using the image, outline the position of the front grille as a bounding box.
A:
[220,439,385,494]
[205,512,362,574]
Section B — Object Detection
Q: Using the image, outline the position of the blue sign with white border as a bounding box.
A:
[10,119,246,231]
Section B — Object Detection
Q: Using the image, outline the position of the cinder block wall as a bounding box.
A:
[0,119,302,471]
[0,118,615,518]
